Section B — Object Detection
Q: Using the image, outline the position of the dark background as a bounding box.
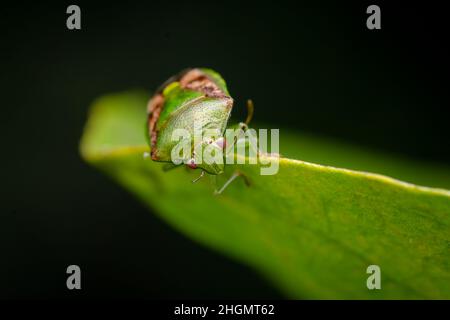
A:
[1,1,449,298]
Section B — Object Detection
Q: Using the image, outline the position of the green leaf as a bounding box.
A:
[80,91,450,299]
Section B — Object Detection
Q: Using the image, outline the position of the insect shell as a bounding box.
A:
[147,68,233,175]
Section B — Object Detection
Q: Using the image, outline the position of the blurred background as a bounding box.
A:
[1,1,449,298]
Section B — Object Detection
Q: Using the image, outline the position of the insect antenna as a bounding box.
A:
[245,99,254,125]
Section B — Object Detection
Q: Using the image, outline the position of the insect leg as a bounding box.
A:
[214,171,250,195]
[192,170,205,183]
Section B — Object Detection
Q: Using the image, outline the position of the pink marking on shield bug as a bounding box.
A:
[186,158,197,169]
[215,137,226,149]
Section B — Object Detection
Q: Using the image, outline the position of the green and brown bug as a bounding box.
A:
[146,68,254,194]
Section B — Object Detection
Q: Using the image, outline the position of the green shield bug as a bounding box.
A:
[146,68,254,194]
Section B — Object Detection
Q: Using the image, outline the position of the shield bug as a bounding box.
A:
[146,68,254,194]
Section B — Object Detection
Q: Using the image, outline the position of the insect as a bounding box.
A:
[145,68,254,194]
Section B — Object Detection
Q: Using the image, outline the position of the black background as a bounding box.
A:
[1,1,449,298]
